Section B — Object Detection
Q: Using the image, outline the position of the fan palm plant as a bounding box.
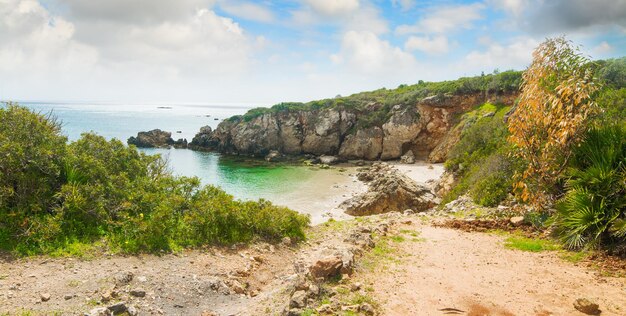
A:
[552,124,626,249]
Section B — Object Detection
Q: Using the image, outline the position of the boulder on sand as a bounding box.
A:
[341,163,438,216]
[400,150,415,164]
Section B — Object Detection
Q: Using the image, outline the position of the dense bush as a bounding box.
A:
[0,104,310,255]
[597,57,626,89]
[443,103,523,206]
[552,125,626,250]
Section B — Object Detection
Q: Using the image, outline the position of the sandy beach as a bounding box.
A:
[272,162,445,224]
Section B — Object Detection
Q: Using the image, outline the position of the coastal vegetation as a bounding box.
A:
[0,104,309,256]
[229,69,522,129]
[443,38,626,251]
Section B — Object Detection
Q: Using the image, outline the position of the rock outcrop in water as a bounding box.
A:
[190,92,517,162]
[127,129,187,149]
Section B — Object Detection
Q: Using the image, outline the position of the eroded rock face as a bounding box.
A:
[189,92,518,161]
[381,105,423,160]
[339,127,383,160]
[341,163,438,216]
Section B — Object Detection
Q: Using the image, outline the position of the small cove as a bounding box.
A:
[17,102,365,221]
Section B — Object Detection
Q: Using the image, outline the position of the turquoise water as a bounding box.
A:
[14,102,344,207]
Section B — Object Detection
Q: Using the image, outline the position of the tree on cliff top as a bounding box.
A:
[508,37,600,207]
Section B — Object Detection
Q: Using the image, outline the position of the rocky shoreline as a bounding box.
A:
[127,92,517,163]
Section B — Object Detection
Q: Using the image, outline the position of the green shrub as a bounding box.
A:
[552,125,626,249]
[443,104,523,206]
[0,105,310,255]
[0,103,67,242]
[468,151,521,206]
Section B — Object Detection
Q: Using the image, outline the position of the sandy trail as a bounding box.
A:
[357,220,626,316]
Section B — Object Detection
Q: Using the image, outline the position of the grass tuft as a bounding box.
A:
[504,236,560,252]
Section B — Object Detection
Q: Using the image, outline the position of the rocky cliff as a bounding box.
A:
[190,92,518,162]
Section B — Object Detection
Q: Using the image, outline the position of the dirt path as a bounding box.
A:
[353,219,626,316]
[2,214,625,316]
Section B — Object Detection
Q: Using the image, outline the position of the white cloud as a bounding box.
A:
[344,5,388,34]
[331,31,415,74]
[291,0,388,34]
[405,36,449,54]
[391,0,415,11]
[219,1,275,23]
[304,0,360,17]
[58,0,215,24]
[0,0,257,102]
[592,41,613,55]
[0,0,98,73]
[395,3,485,35]
[489,0,528,16]
[464,37,538,72]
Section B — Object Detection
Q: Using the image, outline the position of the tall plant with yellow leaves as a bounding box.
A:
[508,37,600,207]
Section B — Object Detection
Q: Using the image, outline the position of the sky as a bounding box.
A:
[0,0,625,105]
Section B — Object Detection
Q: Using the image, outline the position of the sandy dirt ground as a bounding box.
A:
[0,243,298,315]
[352,219,626,316]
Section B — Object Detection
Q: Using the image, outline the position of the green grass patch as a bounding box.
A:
[504,236,560,252]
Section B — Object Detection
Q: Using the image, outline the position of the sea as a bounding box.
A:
[13,102,360,219]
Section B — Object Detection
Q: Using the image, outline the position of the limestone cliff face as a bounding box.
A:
[191,92,517,161]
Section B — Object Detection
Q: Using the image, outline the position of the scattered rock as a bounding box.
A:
[115,271,134,285]
[230,280,246,295]
[289,290,307,309]
[400,150,415,164]
[64,294,74,300]
[265,150,285,162]
[86,307,110,316]
[350,282,362,292]
[40,293,51,302]
[107,302,129,314]
[100,292,112,303]
[341,305,359,312]
[319,155,340,165]
[359,302,375,315]
[510,216,524,226]
[130,289,146,298]
[573,298,600,315]
[287,308,303,316]
[281,237,293,247]
[309,257,343,280]
[317,304,333,313]
[308,284,320,296]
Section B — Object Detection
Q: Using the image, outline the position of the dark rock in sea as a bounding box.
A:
[189,126,219,150]
[172,138,188,149]
[127,129,186,149]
